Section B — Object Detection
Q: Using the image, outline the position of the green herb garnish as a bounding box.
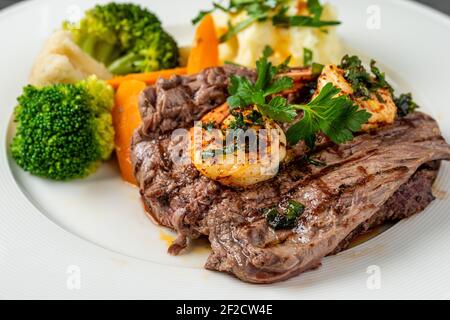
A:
[395,93,419,117]
[305,156,326,167]
[192,10,212,25]
[220,17,261,42]
[311,62,324,75]
[193,0,341,43]
[192,2,230,24]
[339,55,373,100]
[246,109,264,125]
[339,55,394,100]
[307,0,323,18]
[339,55,419,116]
[272,2,340,28]
[303,48,313,67]
[264,200,305,230]
[228,111,248,129]
[227,48,371,149]
[227,46,297,122]
[370,60,393,93]
[287,83,371,148]
[202,121,216,132]
[224,60,245,67]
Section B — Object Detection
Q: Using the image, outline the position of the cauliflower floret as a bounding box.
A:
[29,30,112,87]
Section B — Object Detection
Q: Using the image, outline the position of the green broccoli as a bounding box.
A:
[63,2,179,75]
[108,26,180,74]
[11,76,115,181]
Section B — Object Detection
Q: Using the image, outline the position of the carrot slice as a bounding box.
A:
[108,67,187,89]
[112,80,147,185]
[187,14,219,74]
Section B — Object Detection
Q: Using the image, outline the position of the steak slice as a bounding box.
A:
[136,65,255,138]
[203,115,450,283]
[132,68,450,283]
[330,161,439,255]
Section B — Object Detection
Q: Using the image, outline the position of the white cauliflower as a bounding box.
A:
[29,30,112,87]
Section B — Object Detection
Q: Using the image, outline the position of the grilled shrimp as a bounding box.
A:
[189,104,287,188]
[316,64,397,130]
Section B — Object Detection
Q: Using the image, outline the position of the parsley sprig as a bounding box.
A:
[227,47,297,122]
[193,0,341,43]
[286,83,372,147]
[227,47,371,148]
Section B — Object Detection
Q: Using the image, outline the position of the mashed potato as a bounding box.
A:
[212,0,342,67]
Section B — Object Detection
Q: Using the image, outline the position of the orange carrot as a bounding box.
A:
[112,80,147,185]
[108,67,187,89]
[187,14,219,74]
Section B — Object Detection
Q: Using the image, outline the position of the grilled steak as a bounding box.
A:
[330,161,439,255]
[131,67,450,283]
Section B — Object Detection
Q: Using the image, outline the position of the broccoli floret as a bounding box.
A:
[11,76,115,180]
[108,27,180,74]
[63,2,179,75]
[63,3,161,65]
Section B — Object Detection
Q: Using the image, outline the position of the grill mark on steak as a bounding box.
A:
[131,67,450,283]
[330,161,439,254]
[204,138,450,283]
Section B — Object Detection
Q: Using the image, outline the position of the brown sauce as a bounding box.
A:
[347,223,393,249]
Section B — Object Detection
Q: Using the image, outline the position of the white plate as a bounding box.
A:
[1,0,450,299]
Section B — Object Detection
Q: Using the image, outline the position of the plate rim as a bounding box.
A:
[1,0,450,299]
